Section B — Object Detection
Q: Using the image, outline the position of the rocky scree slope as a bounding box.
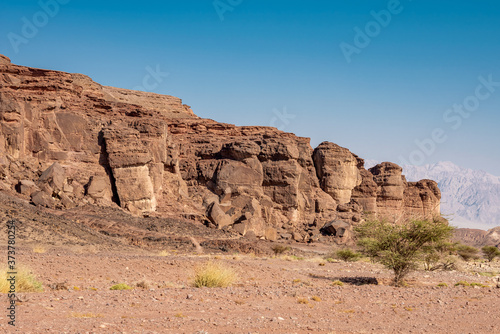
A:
[0,54,441,243]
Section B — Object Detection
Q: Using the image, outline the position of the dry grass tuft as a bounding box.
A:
[193,261,237,288]
[69,312,103,318]
[271,245,290,255]
[32,245,47,254]
[110,283,133,290]
[158,250,170,257]
[0,267,43,293]
[332,280,344,286]
[297,298,309,304]
[311,296,322,302]
[135,280,151,290]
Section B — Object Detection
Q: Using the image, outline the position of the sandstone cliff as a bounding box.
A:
[0,55,441,242]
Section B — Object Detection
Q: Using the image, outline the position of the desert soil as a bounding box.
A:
[1,246,499,334]
[1,195,499,334]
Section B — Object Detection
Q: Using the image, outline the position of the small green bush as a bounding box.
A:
[454,281,470,287]
[335,249,362,262]
[437,282,448,287]
[482,246,500,262]
[110,283,133,291]
[456,244,479,262]
[470,282,487,288]
[332,280,344,286]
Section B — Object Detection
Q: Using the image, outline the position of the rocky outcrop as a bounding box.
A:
[313,142,362,205]
[0,55,442,242]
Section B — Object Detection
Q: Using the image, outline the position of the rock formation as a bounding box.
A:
[0,55,441,242]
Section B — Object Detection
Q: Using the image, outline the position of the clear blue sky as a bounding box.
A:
[1,0,500,174]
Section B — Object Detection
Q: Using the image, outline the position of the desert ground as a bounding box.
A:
[1,247,500,334]
[1,194,500,334]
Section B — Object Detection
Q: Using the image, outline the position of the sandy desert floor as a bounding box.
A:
[1,245,499,334]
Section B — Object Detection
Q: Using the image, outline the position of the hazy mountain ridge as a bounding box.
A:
[402,162,500,229]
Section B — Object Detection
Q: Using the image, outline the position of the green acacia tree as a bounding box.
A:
[482,246,500,262]
[356,218,454,286]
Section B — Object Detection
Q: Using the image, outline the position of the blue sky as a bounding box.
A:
[1,0,500,174]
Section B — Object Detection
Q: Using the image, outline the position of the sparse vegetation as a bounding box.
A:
[332,280,344,286]
[456,244,479,262]
[437,282,448,287]
[136,280,151,289]
[470,282,488,288]
[282,255,305,261]
[158,250,170,257]
[69,312,103,318]
[454,280,470,287]
[482,246,500,262]
[335,249,362,262]
[311,296,322,302]
[0,267,43,293]
[33,245,47,254]
[356,218,454,286]
[297,298,309,304]
[271,245,290,255]
[110,283,133,290]
[193,261,237,288]
[422,242,458,271]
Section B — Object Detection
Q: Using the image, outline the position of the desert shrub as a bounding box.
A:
[335,249,362,262]
[422,248,441,271]
[32,245,46,254]
[356,218,454,286]
[0,267,43,293]
[311,296,322,302]
[470,282,487,288]
[482,246,500,262]
[110,283,133,290]
[332,280,344,286]
[454,280,470,287]
[193,261,237,288]
[271,245,290,255]
[437,282,448,287]
[297,298,309,304]
[456,244,479,262]
[135,280,151,289]
[435,256,459,271]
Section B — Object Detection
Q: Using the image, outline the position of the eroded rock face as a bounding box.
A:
[0,55,442,242]
[313,142,362,205]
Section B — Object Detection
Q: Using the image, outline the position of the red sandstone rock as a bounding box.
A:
[0,55,442,241]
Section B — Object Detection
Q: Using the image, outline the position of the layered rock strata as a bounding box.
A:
[0,55,441,242]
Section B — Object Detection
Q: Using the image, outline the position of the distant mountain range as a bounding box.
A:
[365,161,500,230]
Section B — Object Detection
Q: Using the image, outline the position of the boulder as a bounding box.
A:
[16,180,39,196]
[321,220,351,238]
[38,163,65,193]
[86,175,113,203]
[31,191,55,208]
[207,202,233,229]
